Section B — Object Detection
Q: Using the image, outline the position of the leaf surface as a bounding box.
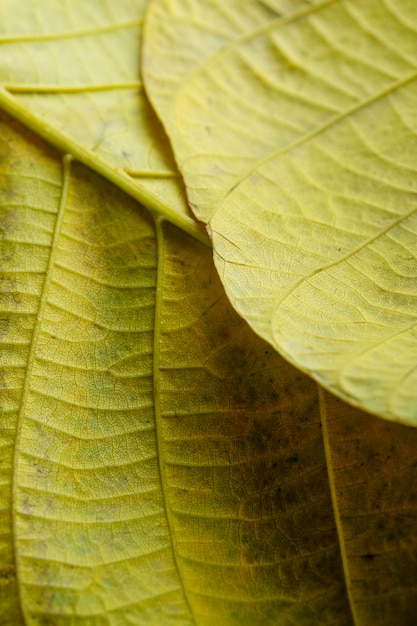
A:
[143,0,326,221]
[144,0,417,423]
[0,111,351,625]
[2,2,417,625]
[0,0,207,244]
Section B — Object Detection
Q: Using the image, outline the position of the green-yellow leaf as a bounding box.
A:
[0,0,207,244]
[0,110,348,625]
[2,2,417,624]
[144,0,417,424]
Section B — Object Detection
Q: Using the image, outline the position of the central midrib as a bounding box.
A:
[319,386,358,626]
[152,217,198,625]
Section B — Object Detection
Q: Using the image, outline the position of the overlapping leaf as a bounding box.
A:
[0,0,208,243]
[2,1,417,625]
[144,0,417,424]
[143,0,325,221]
[0,7,350,618]
[0,110,351,625]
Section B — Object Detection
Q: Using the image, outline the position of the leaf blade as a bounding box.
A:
[3,1,417,623]
[143,0,332,221]
[146,0,417,421]
[212,79,417,422]
[0,111,352,624]
[321,390,417,624]
[0,0,209,245]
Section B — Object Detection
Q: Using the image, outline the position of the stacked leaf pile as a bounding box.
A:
[1,1,417,624]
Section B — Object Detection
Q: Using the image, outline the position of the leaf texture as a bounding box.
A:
[143,0,326,221]
[144,0,417,423]
[0,0,207,244]
[0,111,353,625]
[2,1,417,624]
[319,390,417,625]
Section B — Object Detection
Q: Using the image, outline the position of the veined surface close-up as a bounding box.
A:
[1,1,417,625]
[144,0,417,424]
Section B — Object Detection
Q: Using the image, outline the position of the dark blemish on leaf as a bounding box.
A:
[285,491,296,504]
[247,419,272,454]
[0,564,14,586]
[231,345,247,367]
[215,322,231,343]
[286,455,299,464]
[231,383,259,408]
[361,553,376,561]
[248,430,267,453]
[0,318,10,345]
[241,533,251,545]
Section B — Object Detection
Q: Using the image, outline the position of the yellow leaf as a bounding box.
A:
[0,0,206,243]
[2,2,417,624]
[0,111,349,625]
[144,0,417,423]
[143,0,326,221]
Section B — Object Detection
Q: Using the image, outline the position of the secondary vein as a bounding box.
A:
[0,18,142,43]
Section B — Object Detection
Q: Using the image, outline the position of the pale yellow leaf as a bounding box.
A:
[143,0,326,221]
[144,0,417,423]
